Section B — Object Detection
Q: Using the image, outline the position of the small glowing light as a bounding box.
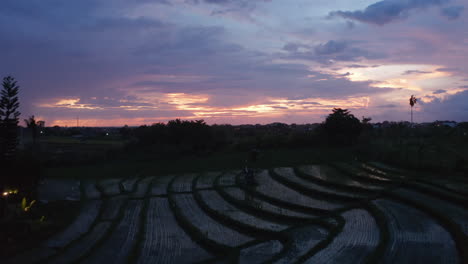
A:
[3,192,8,196]
[106,133,109,136]
[40,131,44,134]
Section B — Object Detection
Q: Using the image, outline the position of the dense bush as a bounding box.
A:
[320,108,363,146]
[129,119,214,156]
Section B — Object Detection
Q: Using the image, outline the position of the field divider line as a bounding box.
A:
[293,167,379,195]
[234,171,331,216]
[364,162,406,176]
[118,178,127,194]
[269,168,363,203]
[363,162,468,207]
[96,178,124,199]
[36,197,105,264]
[216,186,316,225]
[80,180,102,200]
[192,190,290,263]
[70,197,130,264]
[293,214,346,264]
[166,173,237,260]
[193,172,284,238]
[129,194,169,199]
[94,180,109,198]
[285,168,399,210]
[161,190,194,194]
[360,163,408,181]
[119,176,143,194]
[42,195,128,264]
[363,162,468,203]
[400,181,468,209]
[127,173,155,263]
[414,179,468,198]
[214,170,314,225]
[361,202,390,264]
[126,197,149,264]
[373,198,459,263]
[269,168,396,231]
[237,239,287,264]
[280,213,348,263]
[232,212,343,264]
[228,169,359,263]
[194,187,217,191]
[300,208,381,264]
[383,190,468,263]
[79,180,87,201]
[214,172,320,224]
[194,172,286,238]
[330,163,397,187]
[367,161,468,183]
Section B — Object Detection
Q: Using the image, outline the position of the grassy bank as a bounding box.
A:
[44,147,360,179]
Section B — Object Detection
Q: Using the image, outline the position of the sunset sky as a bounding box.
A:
[1,0,467,126]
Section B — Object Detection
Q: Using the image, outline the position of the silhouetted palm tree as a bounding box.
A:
[24,115,39,144]
[409,95,417,124]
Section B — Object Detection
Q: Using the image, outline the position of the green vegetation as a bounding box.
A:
[44,147,359,179]
[1,200,80,258]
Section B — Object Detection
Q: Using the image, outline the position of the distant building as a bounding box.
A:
[433,121,457,128]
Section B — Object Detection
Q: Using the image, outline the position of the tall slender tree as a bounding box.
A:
[409,95,417,124]
[0,76,21,160]
[0,76,20,218]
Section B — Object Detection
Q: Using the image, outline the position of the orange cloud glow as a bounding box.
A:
[39,98,103,110]
[43,94,371,126]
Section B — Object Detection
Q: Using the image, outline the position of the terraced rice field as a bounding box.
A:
[272,167,369,200]
[8,162,467,263]
[373,199,458,264]
[195,171,222,189]
[303,209,380,263]
[239,240,283,264]
[252,170,344,212]
[220,187,316,221]
[297,165,384,191]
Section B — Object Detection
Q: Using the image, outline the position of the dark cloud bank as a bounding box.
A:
[329,0,463,25]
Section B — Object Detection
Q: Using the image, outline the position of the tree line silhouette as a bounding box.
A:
[123,108,378,157]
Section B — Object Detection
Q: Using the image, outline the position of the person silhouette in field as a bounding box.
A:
[244,148,260,186]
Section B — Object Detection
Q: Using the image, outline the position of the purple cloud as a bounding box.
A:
[329,0,452,25]
[441,5,465,20]
[436,67,459,72]
[377,104,398,108]
[422,90,468,121]
[283,40,385,64]
[433,89,447,94]
[403,70,432,75]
